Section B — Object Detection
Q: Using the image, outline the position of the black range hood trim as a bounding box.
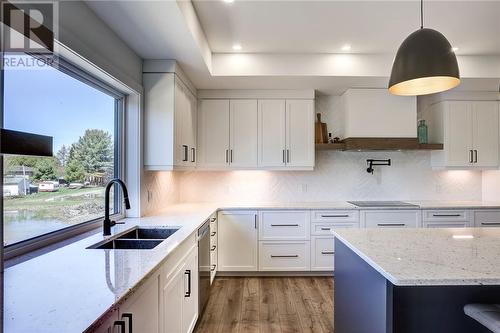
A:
[1,129,53,156]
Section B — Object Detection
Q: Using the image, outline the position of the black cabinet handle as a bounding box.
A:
[271,255,299,258]
[321,215,349,218]
[113,320,126,333]
[211,264,216,272]
[432,214,461,217]
[211,245,216,251]
[182,145,188,161]
[270,224,299,227]
[287,149,290,163]
[184,270,191,297]
[469,150,473,163]
[474,149,478,163]
[481,222,500,226]
[230,149,233,163]
[282,149,286,164]
[211,231,216,236]
[321,251,335,255]
[320,227,331,231]
[226,149,229,164]
[210,217,216,222]
[191,147,196,163]
[121,313,133,333]
[255,214,258,229]
[377,223,406,227]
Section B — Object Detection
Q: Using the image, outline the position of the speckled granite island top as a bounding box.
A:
[333,228,500,286]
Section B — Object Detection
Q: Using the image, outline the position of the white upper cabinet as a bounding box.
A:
[197,99,230,168]
[198,93,315,170]
[423,100,499,168]
[144,72,197,170]
[286,100,315,167]
[230,100,258,167]
[472,101,499,167]
[258,99,287,167]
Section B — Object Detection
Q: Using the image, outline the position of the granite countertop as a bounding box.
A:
[6,200,500,332]
[333,228,500,286]
[5,203,219,333]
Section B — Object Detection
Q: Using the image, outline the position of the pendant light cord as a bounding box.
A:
[420,0,424,28]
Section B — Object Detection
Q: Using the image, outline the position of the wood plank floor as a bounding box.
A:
[194,277,334,333]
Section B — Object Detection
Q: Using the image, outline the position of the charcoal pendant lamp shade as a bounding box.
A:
[389,28,460,96]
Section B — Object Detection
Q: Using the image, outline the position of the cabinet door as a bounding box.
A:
[230,100,258,167]
[218,211,258,271]
[182,247,198,333]
[184,88,197,166]
[119,273,160,333]
[286,100,315,167]
[446,101,473,166]
[175,81,188,166]
[362,210,421,228]
[163,264,185,333]
[258,100,286,167]
[198,99,230,168]
[472,101,499,167]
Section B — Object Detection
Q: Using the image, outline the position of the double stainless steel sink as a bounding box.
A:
[87,226,179,250]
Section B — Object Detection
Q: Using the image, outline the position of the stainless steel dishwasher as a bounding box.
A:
[198,220,210,314]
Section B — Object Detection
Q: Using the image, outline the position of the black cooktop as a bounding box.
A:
[348,201,419,208]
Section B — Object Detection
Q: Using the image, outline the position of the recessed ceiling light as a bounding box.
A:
[452,235,474,239]
[341,44,351,52]
[452,47,459,52]
[232,44,242,51]
[223,0,234,3]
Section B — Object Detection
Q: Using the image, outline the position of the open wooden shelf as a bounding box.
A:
[315,138,444,151]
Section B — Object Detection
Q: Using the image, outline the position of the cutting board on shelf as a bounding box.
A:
[315,113,328,143]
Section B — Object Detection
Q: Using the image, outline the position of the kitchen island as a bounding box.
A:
[333,228,500,333]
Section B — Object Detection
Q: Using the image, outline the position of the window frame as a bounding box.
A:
[2,53,126,260]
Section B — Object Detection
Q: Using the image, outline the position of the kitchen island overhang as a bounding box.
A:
[333,228,500,333]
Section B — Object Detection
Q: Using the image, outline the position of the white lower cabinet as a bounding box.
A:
[259,210,310,240]
[311,236,335,271]
[422,209,471,228]
[119,272,160,333]
[259,241,310,271]
[362,210,421,228]
[218,211,258,271]
[474,210,500,227]
[163,245,198,333]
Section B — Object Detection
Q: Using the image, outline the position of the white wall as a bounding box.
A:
[177,94,482,203]
[178,151,482,203]
[482,171,500,202]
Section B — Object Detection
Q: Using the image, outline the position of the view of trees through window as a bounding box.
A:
[3,54,120,246]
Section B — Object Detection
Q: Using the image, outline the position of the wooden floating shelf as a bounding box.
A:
[315,138,444,151]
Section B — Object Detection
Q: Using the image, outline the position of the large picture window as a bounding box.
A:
[2,54,124,247]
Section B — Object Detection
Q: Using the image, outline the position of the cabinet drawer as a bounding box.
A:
[259,241,310,271]
[311,221,360,236]
[423,221,470,228]
[422,210,470,222]
[312,210,359,223]
[363,210,420,228]
[474,210,500,227]
[259,210,310,240]
[311,236,335,271]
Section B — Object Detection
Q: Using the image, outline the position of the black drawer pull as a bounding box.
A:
[377,223,406,227]
[211,264,216,271]
[121,313,133,333]
[271,255,299,258]
[211,231,216,236]
[321,215,349,218]
[113,320,126,333]
[182,145,188,162]
[211,245,216,251]
[481,222,500,226]
[270,224,299,227]
[432,214,461,217]
[320,227,331,231]
[321,251,335,255]
[210,217,216,222]
[184,270,191,297]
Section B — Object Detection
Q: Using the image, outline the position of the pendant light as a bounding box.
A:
[388,0,460,96]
